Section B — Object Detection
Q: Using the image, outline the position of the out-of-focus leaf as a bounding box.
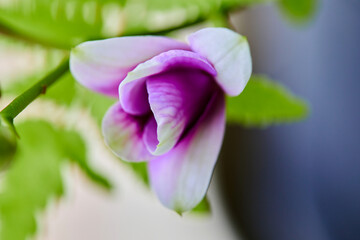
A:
[75,84,116,125]
[0,119,17,171]
[58,127,112,189]
[278,0,318,23]
[3,73,44,95]
[45,72,77,106]
[0,121,63,240]
[190,196,211,214]
[0,0,127,49]
[124,162,149,186]
[123,0,273,35]
[0,0,271,49]
[0,120,111,240]
[226,75,308,127]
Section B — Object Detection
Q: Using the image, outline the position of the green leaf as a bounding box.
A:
[58,127,112,190]
[44,72,77,106]
[0,120,111,240]
[226,75,309,127]
[0,0,127,49]
[278,0,318,23]
[122,0,266,35]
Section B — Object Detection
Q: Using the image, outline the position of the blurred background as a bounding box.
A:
[221,1,360,240]
[1,0,359,239]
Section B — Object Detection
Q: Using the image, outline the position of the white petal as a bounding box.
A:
[188,27,252,96]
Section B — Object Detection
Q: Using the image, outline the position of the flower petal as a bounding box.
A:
[143,116,159,152]
[148,91,226,212]
[102,102,153,162]
[146,69,215,155]
[188,27,252,96]
[119,50,217,115]
[70,37,190,97]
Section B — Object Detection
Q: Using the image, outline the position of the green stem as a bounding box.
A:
[0,58,69,122]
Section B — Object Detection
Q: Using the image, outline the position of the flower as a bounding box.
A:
[70,27,252,212]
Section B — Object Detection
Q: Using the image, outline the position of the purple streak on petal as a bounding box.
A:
[102,102,153,162]
[148,91,226,212]
[143,116,159,153]
[188,27,252,96]
[146,69,216,155]
[70,36,190,97]
[119,78,151,115]
[119,49,217,115]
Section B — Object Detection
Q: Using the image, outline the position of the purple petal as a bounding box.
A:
[146,69,215,155]
[70,37,190,97]
[148,91,226,212]
[188,27,252,96]
[119,50,217,115]
[143,116,159,153]
[118,78,151,115]
[102,102,153,162]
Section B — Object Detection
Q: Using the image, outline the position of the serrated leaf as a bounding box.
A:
[278,0,318,24]
[0,0,127,49]
[123,0,265,34]
[0,120,111,240]
[0,0,272,49]
[226,75,308,127]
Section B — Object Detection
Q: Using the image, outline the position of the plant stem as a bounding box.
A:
[0,58,69,121]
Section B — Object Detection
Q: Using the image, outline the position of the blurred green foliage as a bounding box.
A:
[125,161,149,185]
[226,75,309,127]
[0,0,276,49]
[0,120,111,240]
[278,0,318,23]
[0,0,127,48]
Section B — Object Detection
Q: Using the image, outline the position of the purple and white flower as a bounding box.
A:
[70,27,252,212]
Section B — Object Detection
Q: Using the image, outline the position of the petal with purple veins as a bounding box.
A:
[146,69,215,155]
[119,49,217,115]
[148,91,226,212]
[102,102,153,162]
